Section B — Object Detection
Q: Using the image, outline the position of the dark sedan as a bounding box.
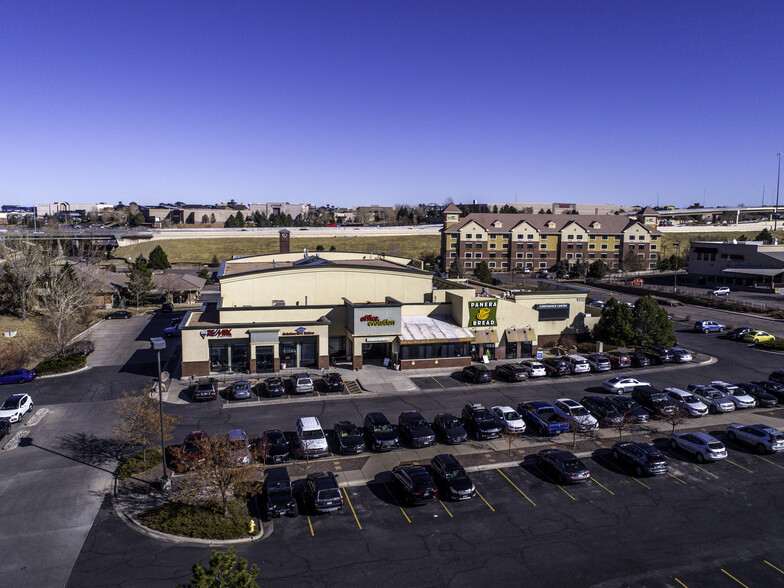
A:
[430,454,476,501]
[607,395,650,423]
[0,369,37,385]
[391,464,439,505]
[333,421,366,454]
[259,430,290,464]
[105,310,132,319]
[432,413,468,445]
[542,357,570,377]
[628,351,651,368]
[537,449,591,484]
[735,382,778,408]
[612,442,669,476]
[724,327,753,341]
[640,345,674,365]
[752,380,784,403]
[322,372,345,393]
[580,395,625,427]
[0,419,11,441]
[463,365,492,383]
[262,377,286,398]
[495,363,529,382]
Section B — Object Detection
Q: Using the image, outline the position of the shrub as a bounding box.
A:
[757,339,784,351]
[139,499,250,539]
[33,353,87,375]
[118,446,163,479]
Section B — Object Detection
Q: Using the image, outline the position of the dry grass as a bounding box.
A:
[115,235,441,265]
[659,230,784,252]
[0,315,51,369]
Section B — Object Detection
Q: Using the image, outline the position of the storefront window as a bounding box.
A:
[400,342,469,360]
[209,341,249,373]
[506,340,517,358]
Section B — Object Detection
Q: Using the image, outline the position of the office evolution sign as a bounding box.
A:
[468,300,498,327]
[351,306,402,336]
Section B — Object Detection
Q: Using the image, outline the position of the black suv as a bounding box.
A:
[193,378,217,401]
[333,421,366,454]
[580,395,625,427]
[752,380,784,402]
[363,412,400,452]
[397,411,436,448]
[631,386,678,418]
[769,371,784,385]
[640,346,674,365]
[305,471,343,514]
[430,454,476,501]
[259,429,290,464]
[264,467,297,517]
[432,413,468,445]
[161,302,174,313]
[461,403,502,440]
[542,357,570,377]
[607,395,650,423]
[612,442,669,476]
[391,463,439,505]
[463,365,492,383]
[262,377,286,398]
[322,372,345,393]
[495,363,528,382]
[735,382,778,408]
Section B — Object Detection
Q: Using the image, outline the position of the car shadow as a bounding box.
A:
[588,448,629,476]
[519,454,557,484]
[583,386,608,395]
[366,472,399,506]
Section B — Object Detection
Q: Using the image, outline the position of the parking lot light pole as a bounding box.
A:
[775,153,782,232]
[673,242,681,290]
[150,337,170,490]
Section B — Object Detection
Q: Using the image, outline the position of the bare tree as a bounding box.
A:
[610,413,636,443]
[503,430,520,457]
[1,236,48,319]
[112,389,179,464]
[569,421,598,450]
[664,407,690,435]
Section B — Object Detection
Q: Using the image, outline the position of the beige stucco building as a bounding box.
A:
[179,250,596,378]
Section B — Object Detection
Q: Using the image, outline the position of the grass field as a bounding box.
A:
[659,230,784,254]
[115,235,441,264]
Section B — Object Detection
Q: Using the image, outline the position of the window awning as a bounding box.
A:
[399,316,474,345]
[504,327,535,343]
[472,329,498,344]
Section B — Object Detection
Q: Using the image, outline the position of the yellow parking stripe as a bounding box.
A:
[439,500,453,518]
[476,490,495,512]
[692,463,719,479]
[307,515,314,536]
[590,476,615,495]
[764,560,784,575]
[667,472,687,485]
[726,459,753,473]
[383,483,411,523]
[674,578,688,588]
[431,376,445,389]
[631,477,651,490]
[342,489,362,530]
[496,468,536,506]
[532,465,575,501]
[720,569,750,588]
[754,455,784,470]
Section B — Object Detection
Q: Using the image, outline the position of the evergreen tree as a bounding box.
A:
[225,215,237,228]
[126,257,155,307]
[587,259,607,280]
[148,245,171,270]
[198,268,212,285]
[201,214,209,224]
[473,261,493,284]
[755,228,774,244]
[329,245,336,251]
[180,547,259,588]
[316,244,325,251]
[592,298,635,346]
[499,204,518,214]
[448,259,465,279]
[234,212,245,228]
[210,213,216,224]
[553,260,570,276]
[492,205,499,214]
[632,295,676,347]
[210,255,220,267]
[571,259,588,278]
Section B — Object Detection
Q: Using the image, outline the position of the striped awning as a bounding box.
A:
[399,316,474,345]
[472,329,498,344]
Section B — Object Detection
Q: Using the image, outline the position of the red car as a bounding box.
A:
[180,431,210,467]
[630,278,645,286]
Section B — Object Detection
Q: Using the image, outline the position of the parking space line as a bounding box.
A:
[691,463,719,479]
[476,490,495,512]
[754,455,784,470]
[726,459,754,473]
[764,560,784,575]
[667,472,687,485]
[531,465,576,501]
[382,483,411,523]
[631,477,651,490]
[720,569,750,587]
[341,489,362,530]
[496,469,536,506]
[307,515,314,537]
[431,377,445,389]
[439,500,453,518]
[556,483,576,501]
[590,476,615,495]
[673,578,688,588]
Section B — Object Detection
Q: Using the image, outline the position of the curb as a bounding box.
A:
[38,365,92,379]
[2,428,30,451]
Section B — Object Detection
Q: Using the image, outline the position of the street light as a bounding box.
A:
[673,242,681,290]
[775,153,782,232]
[150,337,170,490]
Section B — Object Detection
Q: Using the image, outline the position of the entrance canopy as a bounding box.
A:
[399,316,473,345]
[471,329,498,344]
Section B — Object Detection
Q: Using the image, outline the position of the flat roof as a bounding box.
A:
[220,257,427,278]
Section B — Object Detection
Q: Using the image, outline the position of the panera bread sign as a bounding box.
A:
[468,300,497,327]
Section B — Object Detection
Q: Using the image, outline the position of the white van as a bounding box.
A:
[565,354,591,374]
[296,417,329,458]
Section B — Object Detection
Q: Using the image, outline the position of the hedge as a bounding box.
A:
[756,339,784,351]
[139,499,250,539]
[118,447,164,480]
[33,354,87,375]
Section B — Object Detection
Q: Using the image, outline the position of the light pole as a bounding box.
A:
[775,153,782,232]
[150,337,170,490]
[673,242,681,290]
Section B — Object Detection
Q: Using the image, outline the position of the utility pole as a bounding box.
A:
[775,153,782,232]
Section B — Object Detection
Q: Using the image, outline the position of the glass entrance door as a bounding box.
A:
[256,346,274,372]
[299,339,317,367]
[280,342,297,368]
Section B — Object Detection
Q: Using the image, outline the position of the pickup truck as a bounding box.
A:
[517,401,570,436]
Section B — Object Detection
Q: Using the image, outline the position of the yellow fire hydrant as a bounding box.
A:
[248,519,256,535]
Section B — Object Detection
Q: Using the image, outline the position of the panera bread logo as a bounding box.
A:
[360,314,396,327]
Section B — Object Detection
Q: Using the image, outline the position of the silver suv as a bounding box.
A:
[725,424,784,454]
[290,373,314,394]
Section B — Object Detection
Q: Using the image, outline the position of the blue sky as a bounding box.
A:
[2,1,783,209]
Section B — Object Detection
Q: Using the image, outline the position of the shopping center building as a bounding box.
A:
[179,248,596,378]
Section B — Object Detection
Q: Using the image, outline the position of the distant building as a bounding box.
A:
[246,202,312,219]
[36,202,113,218]
[688,240,784,289]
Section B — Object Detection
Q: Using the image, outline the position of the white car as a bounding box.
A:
[603,377,650,394]
[0,393,33,423]
[565,354,591,374]
[519,360,546,378]
[710,381,756,409]
[663,388,708,417]
[553,398,599,431]
[669,347,693,363]
[709,286,730,296]
[587,300,605,309]
[669,432,728,463]
[491,406,526,434]
[725,424,784,454]
[688,384,736,413]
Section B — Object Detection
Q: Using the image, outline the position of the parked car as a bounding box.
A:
[734,382,778,408]
[603,377,650,394]
[463,365,492,383]
[724,327,753,341]
[430,454,476,501]
[586,354,612,372]
[709,381,756,409]
[553,398,599,431]
[259,429,290,463]
[663,387,708,417]
[264,467,297,517]
[542,357,570,377]
[725,423,784,454]
[694,320,726,333]
[640,345,674,364]
[612,442,669,476]
[296,417,330,459]
[631,386,678,418]
[0,419,11,442]
[0,369,37,385]
[226,429,251,464]
[461,403,503,440]
[587,300,605,309]
[628,350,652,367]
[163,325,180,338]
[518,401,570,435]
[262,377,286,398]
[688,384,736,414]
[161,302,174,312]
[179,431,209,467]
[290,373,315,395]
[432,413,468,445]
[709,286,730,296]
[391,463,439,505]
[305,471,344,513]
[105,310,132,319]
[744,330,775,344]
[564,354,591,374]
[322,372,345,393]
[752,380,784,403]
[192,378,217,401]
[606,351,632,369]
[537,449,591,484]
[495,363,528,382]
[519,360,546,377]
[398,411,436,448]
[769,371,784,385]
[669,347,693,363]
[607,395,650,423]
[333,421,366,454]
[229,380,252,400]
[630,278,645,286]
[580,395,625,427]
[66,340,95,356]
[363,412,400,451]
[491,406,526,433]
[669,432,728,463]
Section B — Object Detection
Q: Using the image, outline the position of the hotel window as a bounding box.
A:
[465,234,472,239]
[567,234,574,240]
[450,242,456,249]
[517,243,524,249]
[539,262,548,268]
[588,244,595,249]
[465,262,472,268]
[540,253,547,258]
[516,253,523,259]
[601,244,608,250]
[576,234,583,240]
[526,252,533,258]
[489,262,496,268]
[515,234,524,240]
[526,262,533,268]
[464,243,472,248]
[528,234,534,239]
[489,243,497,249]
[614,244,620,249]
[540,243,547,250]
[651,244,657,250]
[475,252,482,258]
[527,243,534,249]
[567,244,574,249]
[629,235,635,240]
[601,253,608,258]
[602,235,609,240]
[576,253,583,258]
[566,253,573,259]
[450,252,456,258]
[516,262,523,267]
[589,253,595,258]
[465,252,472,258]
[502,243,508,249]
[501,262,508,267]
[489,253,496,258]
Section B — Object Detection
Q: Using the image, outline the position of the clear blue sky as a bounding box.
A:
[2,1,784,209]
